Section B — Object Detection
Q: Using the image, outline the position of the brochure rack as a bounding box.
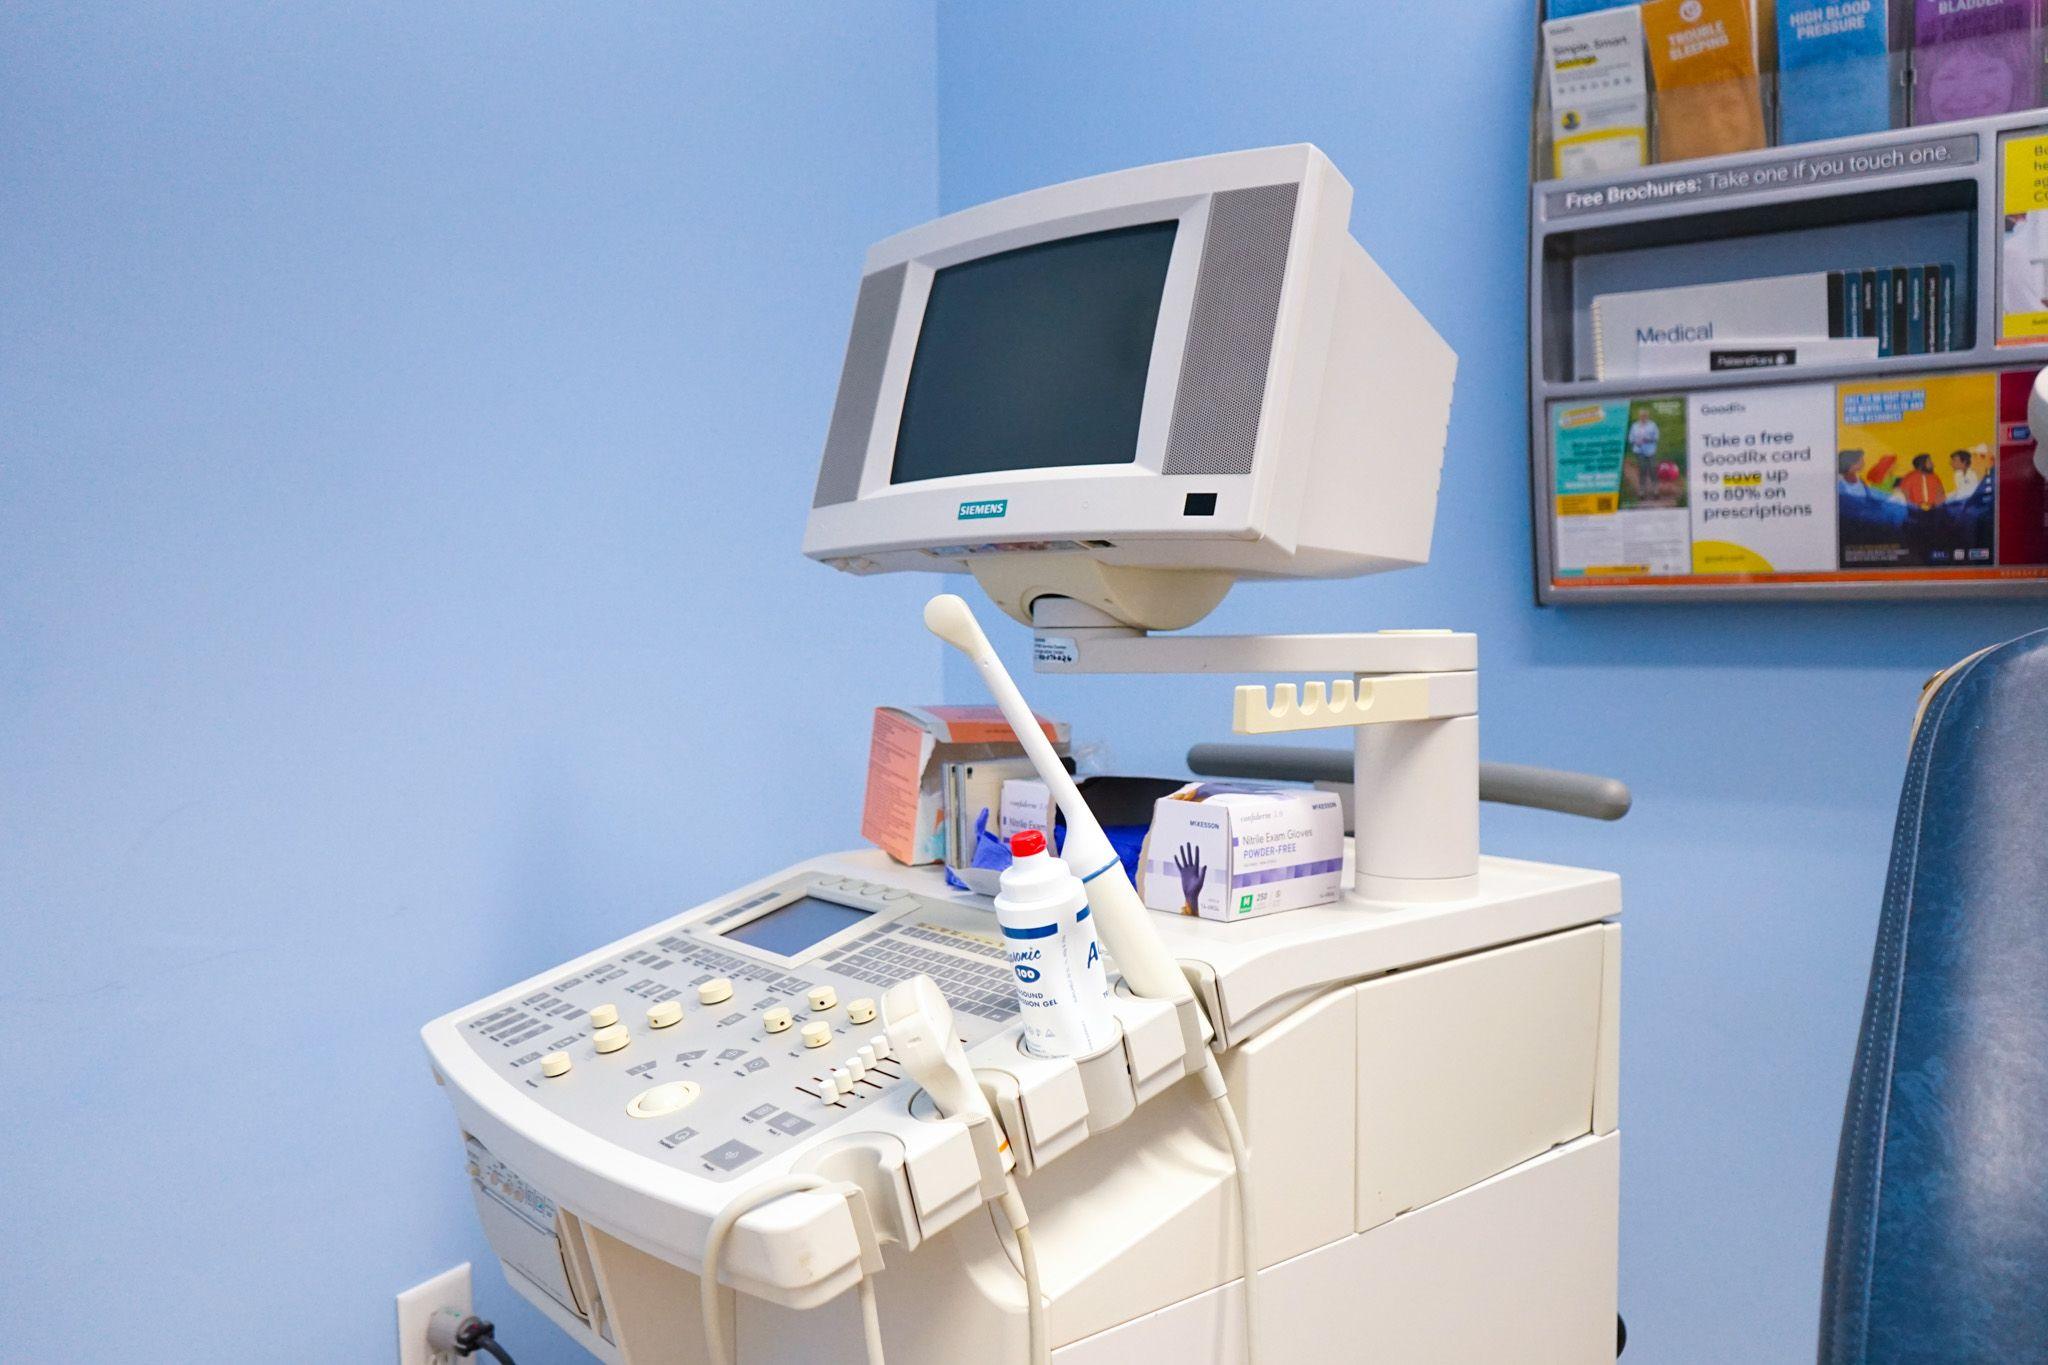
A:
[1530,108,2048,603]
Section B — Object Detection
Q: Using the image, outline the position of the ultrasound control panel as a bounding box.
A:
[456,867,1020,1182]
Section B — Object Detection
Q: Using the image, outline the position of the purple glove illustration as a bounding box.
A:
[1172,842,1207,913]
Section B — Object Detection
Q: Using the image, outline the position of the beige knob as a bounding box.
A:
[646,1000,683,1029]
[698,977,734,1006]
[762,1007,794,1034]
[540,1052,571,1078]
[801,1020,833,1049]
[806,985,839,1012]
[592,1023,630,1054]
[625,1080,701,1119]
[588,1002,620,1029]
[845,997,877,1025]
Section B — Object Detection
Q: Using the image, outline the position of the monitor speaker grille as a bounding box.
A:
[1162,183,1298,478]
[813,263,908,509]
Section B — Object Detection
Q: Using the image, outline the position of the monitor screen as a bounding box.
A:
[891,220,1179,485]
[720,896,873,958]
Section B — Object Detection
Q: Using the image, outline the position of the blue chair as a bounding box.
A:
[1818,630,2048,1363]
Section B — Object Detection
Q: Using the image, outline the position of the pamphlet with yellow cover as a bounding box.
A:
[1544,6,1650,177]
[1642,0,1769,161]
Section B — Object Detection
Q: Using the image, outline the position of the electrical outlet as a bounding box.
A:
[397,1262,472,1365]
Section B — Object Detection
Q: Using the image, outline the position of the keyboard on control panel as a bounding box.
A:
[459,868,1024,1182]
[821,922,1017,1022]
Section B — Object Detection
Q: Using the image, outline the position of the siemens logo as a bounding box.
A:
[957,499,1008,521]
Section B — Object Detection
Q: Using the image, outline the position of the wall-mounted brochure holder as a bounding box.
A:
[1528,110,2048,603]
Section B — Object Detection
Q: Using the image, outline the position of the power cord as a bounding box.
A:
[700,1175,886,1365]
[426,1310,516,1364]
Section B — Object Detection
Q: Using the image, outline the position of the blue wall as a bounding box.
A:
[0,6,937,1361]
[936,4,2044,1361]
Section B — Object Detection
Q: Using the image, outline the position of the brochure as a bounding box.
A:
[1835,372,1997,567]
[1544,6,1651,177]
[1912,0,2043,127]
[2000,131,2048,343]
[1642,0,1768,161]
[1778,0,1893,144]
[1689,385,1840,572]
[1996,368,2048,562]
[1551,399,1691,576]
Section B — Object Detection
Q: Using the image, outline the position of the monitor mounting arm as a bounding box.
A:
[1026,597,1480,903]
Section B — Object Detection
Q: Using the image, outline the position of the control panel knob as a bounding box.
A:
[868,1034,891,1061]
[762,1007,794,1034]
[646,1000,683,1029]
[589,1002,620,1029]
[845,997,877,1025]
[626,1080,701,1119]
[801,1020,833,1049]
[845,1056,867,1082]
[829,1065,853,1093]
[807,985,839,1013]
[698,977,734,1006]
[592,1023,630,1054]
[540,1052,572,1078]
[856,1045,877,1069]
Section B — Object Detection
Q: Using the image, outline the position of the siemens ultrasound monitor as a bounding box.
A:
[802,143,1457,630]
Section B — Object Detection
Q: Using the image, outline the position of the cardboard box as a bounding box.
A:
[1140,782,1344,921]
[861,705,1068,865]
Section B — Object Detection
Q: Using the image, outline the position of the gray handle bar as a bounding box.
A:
[1184,743,1632,822]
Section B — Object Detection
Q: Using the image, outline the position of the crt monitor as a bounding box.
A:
[802,144,1456,631]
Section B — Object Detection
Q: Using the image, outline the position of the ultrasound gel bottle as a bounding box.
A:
[994,830,1117,1057]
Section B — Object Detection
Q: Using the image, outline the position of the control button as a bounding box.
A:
[807,985,839,1013]
[589,1002,620,1029]
[768,1112,814,1136]
[829,1066,853,1093]
[704,1139,761,1171]
[868,1033,892,1060]
[646,1000,684,1029]
[540,1052,572,1078]
[592,1023,630,1054]
[626,1080,701,1119]
[762,1007,794,1034]
[845,997,877,1025]
[698,978,734,1006]
[845,1057,867,1082]
[801,1020,833,1049]
[855,1045,877,1069]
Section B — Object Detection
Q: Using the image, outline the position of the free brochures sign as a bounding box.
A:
[1544,132,1978,219]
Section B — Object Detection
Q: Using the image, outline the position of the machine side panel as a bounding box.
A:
[1217,985,1358,1266]
[1594,921,1621,1136]
[1355,924,1605,1232]
[1055,1133,1619,1363]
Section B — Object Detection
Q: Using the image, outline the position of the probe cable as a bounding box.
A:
[992,1175,1049,1365]
[1199,1054,1259,1365]
[700,1175,886,1365]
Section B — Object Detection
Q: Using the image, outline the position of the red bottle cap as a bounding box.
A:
[1009,829,1047,858]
